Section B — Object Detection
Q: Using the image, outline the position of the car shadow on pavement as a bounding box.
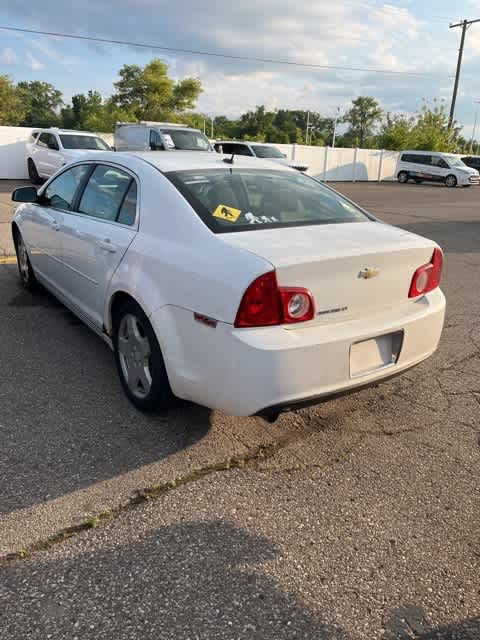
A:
[0,520,351,639]
[0,272,213,514]
[1,520,478,639]
[398,220,480,254]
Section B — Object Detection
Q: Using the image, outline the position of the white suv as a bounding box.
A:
[26,129,111,183]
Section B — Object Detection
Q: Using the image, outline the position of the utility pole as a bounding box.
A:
[449,18,480,128]
[332,107,341,149]
[469,100,480,153]
[305,111,310,145]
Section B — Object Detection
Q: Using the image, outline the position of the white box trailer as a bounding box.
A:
[114,122,213,152]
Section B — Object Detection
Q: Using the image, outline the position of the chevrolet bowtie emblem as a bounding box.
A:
[358,267,380,279]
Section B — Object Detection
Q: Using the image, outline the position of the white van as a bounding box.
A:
[114,122,213,152]
[396,151,479,187]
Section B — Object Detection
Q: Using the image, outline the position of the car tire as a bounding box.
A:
[27,159,42,185]
[112,298,177,412]
[445,174,457,188]
[397,171,409,184]
[14,230,37,290]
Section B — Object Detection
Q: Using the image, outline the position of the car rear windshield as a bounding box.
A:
[161,129,211,151]
[59,135,110,150]
[166,169,370,233]
[252,145,285,159]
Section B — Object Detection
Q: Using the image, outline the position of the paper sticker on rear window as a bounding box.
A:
[212,204,241,223]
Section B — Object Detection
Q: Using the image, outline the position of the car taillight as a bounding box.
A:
[408,248,443,298]
[234,271,314,328]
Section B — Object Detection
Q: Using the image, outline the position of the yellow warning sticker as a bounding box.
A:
[212,204,242,223]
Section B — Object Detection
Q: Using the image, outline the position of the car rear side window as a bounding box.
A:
[43,165,91,211]
[167,168,370,233]
[78,165,134,222]
[117,181,137,226]
[401,154,431,165]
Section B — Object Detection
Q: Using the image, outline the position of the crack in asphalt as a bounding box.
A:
[1,403,452,567]
[0,433,310,565]
[2,331,478,567]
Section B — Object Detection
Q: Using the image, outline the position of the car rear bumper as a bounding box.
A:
[152,289,445,417]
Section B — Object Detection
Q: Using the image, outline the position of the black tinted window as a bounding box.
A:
[150,130,164,150]
[117,181,137,226]
[79,165,133,222]
[43,165,90,210]
[37,133,50,148]
[60,135,109,150]
[401,154,431,165]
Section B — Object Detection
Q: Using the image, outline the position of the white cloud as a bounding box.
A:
[0,47,17,64]
[30,39,80,66]
[2,0,476,124]
[26,51,45,71]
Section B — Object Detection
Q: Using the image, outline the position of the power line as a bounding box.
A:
[0,24,453,78]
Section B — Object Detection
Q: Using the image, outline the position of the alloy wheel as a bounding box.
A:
[117,313,153,398]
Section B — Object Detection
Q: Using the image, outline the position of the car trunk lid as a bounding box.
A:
[221,221,437,324]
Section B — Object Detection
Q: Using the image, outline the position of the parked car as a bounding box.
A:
[460,155,480,172]
[214,140,308,172]
[26,129,111,183]
[114,122,213,152]
[396,150,479,187]
[11,151,445,418]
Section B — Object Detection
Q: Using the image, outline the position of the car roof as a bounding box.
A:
[118,122,203,133]
[214,140,277,147]
[71,150,294,174]
[36,128,103,137]
[401,150,449,155]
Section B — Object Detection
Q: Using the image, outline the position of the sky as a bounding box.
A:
[0,0,480,136]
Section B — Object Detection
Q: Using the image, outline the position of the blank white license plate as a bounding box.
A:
[350,331,403,378]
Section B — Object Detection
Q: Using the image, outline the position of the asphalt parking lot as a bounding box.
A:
[1,180,479,639]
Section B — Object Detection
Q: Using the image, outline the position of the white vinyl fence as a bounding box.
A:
[275,143,400,182]
[0,126,400,181]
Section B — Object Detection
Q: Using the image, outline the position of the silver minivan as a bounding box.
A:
[396,151,479,187]
[114,122,213,152]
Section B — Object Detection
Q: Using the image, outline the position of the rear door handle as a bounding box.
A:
[99,239,118,253]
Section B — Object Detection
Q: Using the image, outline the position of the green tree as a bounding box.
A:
[344,96,383,147]
[113,58,202,121]
[17,81,63,127]
[377,113,415,150]
[411,100,457,151]
[61,90,103,129]
[0,75,25,125]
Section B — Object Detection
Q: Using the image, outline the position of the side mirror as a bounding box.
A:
[12,186,38,203]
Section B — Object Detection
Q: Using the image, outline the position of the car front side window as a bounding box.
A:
[37,133,50,148]
[78,165,134,222]
[42,165,91,211]
[48,135,60,151]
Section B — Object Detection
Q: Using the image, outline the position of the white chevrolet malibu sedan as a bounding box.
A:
[11,152,446,418]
